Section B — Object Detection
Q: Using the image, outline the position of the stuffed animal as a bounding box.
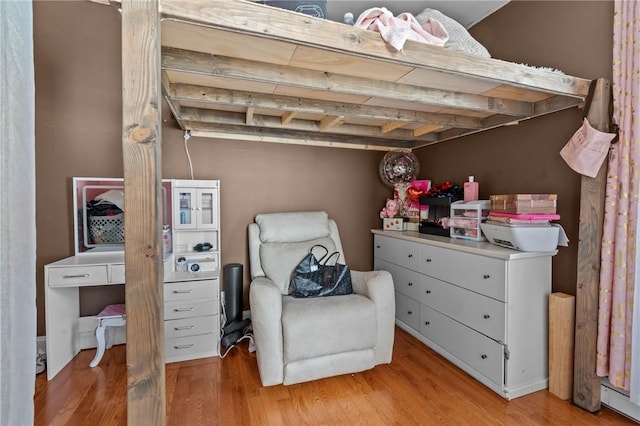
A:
[380,198,400,218]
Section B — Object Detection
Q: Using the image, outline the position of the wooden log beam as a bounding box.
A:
[178,107,438,142]
[184,121,415,150]
[166,83,484,129]
[319,115,345,131]
[573,77,611,412]
[162,47,534,117]
[281,111,297,124]
[549,293,575,400]
[246,107,254,125]
[121,0,166,424]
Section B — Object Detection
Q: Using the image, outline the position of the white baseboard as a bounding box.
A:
[601,382,640,422]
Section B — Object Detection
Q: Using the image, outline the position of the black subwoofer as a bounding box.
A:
[221,263,250,348]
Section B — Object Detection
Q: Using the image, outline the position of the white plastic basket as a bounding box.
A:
[88,213,124,244]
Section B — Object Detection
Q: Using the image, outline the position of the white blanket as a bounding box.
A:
[355,7,448,51]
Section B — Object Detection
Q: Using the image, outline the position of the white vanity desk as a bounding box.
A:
[45,252,220,380]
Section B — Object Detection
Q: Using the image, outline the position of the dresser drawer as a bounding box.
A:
[419,304,504,387]
[165,332,219,362]
[164,279,218,302]
[48,266,108,287]
[164,315,218,339]
[420,276,506,342]
[421,245,506,301]
[395,291,420,330]
[375,259,422,301]
[374,234,421,272]
[110,264,126,284]
[164,299,218,320]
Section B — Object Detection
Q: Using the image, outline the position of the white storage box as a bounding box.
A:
[449,200,490,241]
[481,223,560,252]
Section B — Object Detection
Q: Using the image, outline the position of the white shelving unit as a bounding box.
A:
[44,178,222,380]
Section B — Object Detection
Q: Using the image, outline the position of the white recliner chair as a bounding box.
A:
[248,211,395,386]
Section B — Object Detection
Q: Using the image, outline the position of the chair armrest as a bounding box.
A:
[249,276,284,386]
[351,270,395,364]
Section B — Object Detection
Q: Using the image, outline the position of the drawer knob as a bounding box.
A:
[483,274,490,279]
[425,289,432,294]
[407,282,413,287]
[408,254,414,258]
[174,325,195,331]
[483,314,490,319]
[481,354,488,359]
[407,311,413,315]
[425,258,432,263]
[173,289,194,294]
[424,321,430,326]
[174,344,196,350]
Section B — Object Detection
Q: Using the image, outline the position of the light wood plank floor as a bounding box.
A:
[35,327,636,425]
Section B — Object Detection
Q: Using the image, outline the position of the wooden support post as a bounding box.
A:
[121,1,166,424]
[573,77,611,412]
[549,293,575,400]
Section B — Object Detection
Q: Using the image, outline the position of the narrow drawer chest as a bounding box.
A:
[372,230,555,399]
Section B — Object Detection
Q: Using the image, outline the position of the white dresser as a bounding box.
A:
[372,230,555,399]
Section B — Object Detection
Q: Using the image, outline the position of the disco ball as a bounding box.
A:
[379,150,420,187]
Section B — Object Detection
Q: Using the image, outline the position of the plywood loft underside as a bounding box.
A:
[158,0,591,150]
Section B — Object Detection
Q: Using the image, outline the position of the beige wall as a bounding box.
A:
[414,0,613,296]
[34,1,613,336]
[33,1,389,336]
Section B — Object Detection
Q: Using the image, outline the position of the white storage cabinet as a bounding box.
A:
[372,230,554,399]
[171,179,221,272]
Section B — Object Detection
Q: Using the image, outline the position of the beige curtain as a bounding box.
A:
[596,0,640,392]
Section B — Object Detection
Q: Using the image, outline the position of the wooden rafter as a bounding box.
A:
[166,83,485,129]
[162,47,534,117]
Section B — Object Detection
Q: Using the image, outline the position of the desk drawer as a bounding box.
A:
[110,264,125,284]
[165,332,218,361]
[164,315,218,339]
[164,279,217,302]
[164,299,218,320]
[48,266,108,287]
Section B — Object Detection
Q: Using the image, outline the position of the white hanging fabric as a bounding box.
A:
[0,0,37,423]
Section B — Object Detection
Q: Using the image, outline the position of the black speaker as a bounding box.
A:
[223,263,243,325]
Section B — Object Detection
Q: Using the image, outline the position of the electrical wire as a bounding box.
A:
[183,130,194,180]
[219,290,255,359]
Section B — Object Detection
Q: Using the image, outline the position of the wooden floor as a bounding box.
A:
[35,327,636,425]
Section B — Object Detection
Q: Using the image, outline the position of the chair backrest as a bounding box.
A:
[248,211,345,295]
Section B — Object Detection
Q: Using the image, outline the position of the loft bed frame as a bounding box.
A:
[112,0,607,423]
[158,1,591,151]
